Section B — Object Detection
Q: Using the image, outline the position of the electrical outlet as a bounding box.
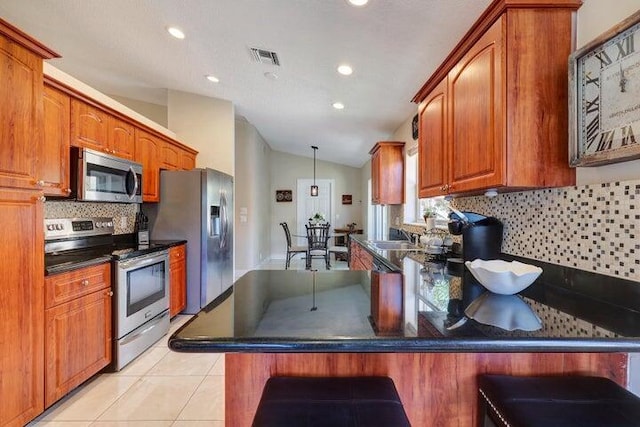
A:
[120,217,127,228]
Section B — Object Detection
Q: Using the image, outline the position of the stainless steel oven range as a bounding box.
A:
[44,217,171,371]
[113,249,169,370]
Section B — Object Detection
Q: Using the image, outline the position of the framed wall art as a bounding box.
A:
[342,194,352,205]
[569,10,640,167]
[412,114,419,140]
[275,190,292,202]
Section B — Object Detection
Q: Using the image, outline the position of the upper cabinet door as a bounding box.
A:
[0,34,43,189]
[110,117,135,160]
[161,141,180,170]
[134,129,161,202]
[71,99,109,153]
[180,150,196,170]
[41,85,71,197]
[447,16,504,194]
[418,77,448,199]
[369,141,405,205]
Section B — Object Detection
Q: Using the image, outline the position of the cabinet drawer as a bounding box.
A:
[45,263,111,308]
[169,244,186,263]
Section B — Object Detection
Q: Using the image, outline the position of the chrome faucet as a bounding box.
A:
[400,228,414,243]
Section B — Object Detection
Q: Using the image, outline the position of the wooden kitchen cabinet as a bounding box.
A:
[71,99,135,160]
[349,240,373,271]
[134,128,161,202]
[0,18,57,427]
[370,271,403,335]
[0,188,45,427]
[169,244,187,317]
[369,141,405,205]
[44,263,112,407]
[180,150,197,170]
[0,20,56,191]
[41,84,72,197]
[418,77,448,198]
[447,17,504,195]
[160,140,180,170]
[414,0,579,198]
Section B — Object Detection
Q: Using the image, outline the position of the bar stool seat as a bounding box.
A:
[252,376,410,427]
[478,374,640,427]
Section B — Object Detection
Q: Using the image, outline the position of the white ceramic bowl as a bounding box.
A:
[464,259,542,295]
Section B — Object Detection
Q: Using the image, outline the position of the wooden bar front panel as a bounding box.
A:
[225,352,627,427]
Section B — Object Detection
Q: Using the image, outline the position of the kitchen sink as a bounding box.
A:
[369,241,423,251]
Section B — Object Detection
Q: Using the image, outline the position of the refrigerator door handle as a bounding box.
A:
[220,191,228,249]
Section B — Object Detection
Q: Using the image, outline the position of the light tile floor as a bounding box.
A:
[30,256,348,426]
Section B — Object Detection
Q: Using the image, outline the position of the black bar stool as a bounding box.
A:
[252,376,411,427]
[478,374,640,427]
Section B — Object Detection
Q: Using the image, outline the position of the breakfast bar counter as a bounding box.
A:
[169,266,640,353]
[169,266,639,426]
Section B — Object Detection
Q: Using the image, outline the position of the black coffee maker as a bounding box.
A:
[448,211,503,308]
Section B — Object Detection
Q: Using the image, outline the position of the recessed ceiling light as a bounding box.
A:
[347,0,369,6]
[206,75,219,83]
[337,64,353,76]
[167,26,185,39]
[264,71,278,80]
[333,102,345,110]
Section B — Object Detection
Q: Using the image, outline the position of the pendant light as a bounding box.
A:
[310,145,319,197]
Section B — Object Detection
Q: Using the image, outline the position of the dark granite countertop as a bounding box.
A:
[45,236,187,275]
[169,255,640,353]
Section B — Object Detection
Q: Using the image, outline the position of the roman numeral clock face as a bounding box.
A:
[574,15,640,166]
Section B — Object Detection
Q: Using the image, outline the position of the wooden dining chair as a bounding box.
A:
[280,222,307,269]
[305,223,331,269]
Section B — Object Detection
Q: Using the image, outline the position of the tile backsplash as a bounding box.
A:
[45,201,139,234]
[451,179,639,281]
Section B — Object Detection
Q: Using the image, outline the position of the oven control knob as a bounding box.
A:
[95,222,102,228]
[46,224,54,231]
[107,221,113,227]
[55,224,63,230]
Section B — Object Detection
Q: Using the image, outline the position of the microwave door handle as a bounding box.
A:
[127,166,139,200]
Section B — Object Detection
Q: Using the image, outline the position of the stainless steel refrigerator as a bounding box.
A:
[145,168,233,314]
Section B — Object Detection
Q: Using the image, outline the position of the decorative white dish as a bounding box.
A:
[464,293,542,331]
[464,259,542,295]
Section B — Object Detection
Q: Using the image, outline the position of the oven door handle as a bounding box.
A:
[120,310,169,346]
[117,251,168,270]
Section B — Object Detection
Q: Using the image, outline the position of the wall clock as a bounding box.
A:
[569,10,640,167]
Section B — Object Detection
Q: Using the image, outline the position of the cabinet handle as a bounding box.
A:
[107,290,114,297]
[36,180,45,187]
[38,196,46,202]
[81,279,89,286]
[65,188,72,194]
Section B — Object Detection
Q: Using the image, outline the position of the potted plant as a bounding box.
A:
[423,207,436,229]
[310,213,325,223]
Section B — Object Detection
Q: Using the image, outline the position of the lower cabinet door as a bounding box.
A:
[170,259,186,317]
[45,288,112,407]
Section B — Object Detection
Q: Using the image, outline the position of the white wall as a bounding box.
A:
[109,94,168,128]
[167,89,235,176]
[271,151,363,259]
[575,0,640,185]
[235,118,272,271]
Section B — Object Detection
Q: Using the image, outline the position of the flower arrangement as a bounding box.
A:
[310,212,325,223]
[422,207,436,219]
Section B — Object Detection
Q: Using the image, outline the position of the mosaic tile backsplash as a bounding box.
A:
[45,201,139,234]
[450,179,640,281]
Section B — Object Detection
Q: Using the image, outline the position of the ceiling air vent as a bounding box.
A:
[249,47,280,66]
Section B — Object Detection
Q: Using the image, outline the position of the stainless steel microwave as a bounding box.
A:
[70,147,143,203]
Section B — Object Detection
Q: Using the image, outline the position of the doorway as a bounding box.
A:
[296,179,334,244]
